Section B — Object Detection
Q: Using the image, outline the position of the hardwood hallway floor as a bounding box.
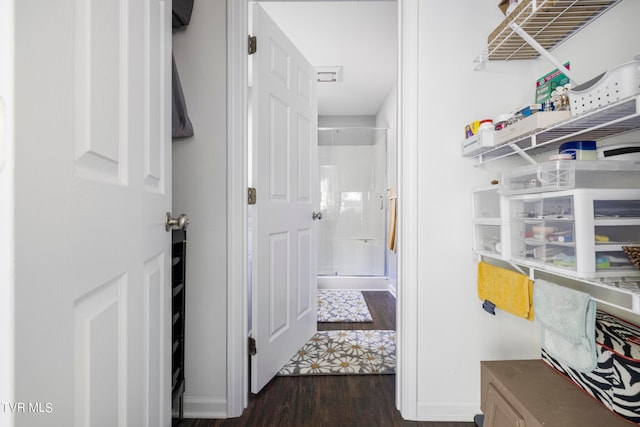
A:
[175,291,476,427]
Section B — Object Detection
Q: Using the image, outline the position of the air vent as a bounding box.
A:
[316,66,343,83]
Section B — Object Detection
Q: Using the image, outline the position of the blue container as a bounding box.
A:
[559,140,597,160]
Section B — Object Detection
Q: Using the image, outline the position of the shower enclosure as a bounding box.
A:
[317,127,388,278]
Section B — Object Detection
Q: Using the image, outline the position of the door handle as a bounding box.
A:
[312,211,323,221]
[165,212,190,231]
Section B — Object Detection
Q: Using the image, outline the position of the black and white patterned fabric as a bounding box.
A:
[542,310,640,424]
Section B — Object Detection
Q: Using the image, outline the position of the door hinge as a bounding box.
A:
[248,35,257,55]
[248,187,257,205]
[248,337,257,356]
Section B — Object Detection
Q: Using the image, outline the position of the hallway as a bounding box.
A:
[176,292,475,427]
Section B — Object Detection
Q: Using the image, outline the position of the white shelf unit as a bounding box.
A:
[508,188,640,279]
[474,95,640,165]
[473,186,640,313]
[469,0,637,167]
[473,186,510,260]
[468,1,640,313]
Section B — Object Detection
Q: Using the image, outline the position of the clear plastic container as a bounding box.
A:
[500,160,640,195]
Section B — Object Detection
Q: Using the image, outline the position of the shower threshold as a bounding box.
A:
[317,275,389,291]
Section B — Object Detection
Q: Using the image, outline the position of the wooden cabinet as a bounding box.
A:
[172,229,186,421]
[480,360,629,427]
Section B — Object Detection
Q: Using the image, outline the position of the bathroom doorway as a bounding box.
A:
[258,0,398,293]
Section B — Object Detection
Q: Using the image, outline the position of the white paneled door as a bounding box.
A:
[13,0,171,426]
[251,4,319,393]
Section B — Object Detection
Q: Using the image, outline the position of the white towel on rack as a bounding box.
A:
[533,279,597,373]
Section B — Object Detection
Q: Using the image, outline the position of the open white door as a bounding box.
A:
[251,4,319,393]
[12,1,172,426]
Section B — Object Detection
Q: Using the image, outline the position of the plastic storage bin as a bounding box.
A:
[472,186,509,259]
[500,160,640,195]
[508,189,640,279]
[568,59,640,116]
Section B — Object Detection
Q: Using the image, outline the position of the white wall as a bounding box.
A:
[172,0,229,417]
[414,0,640,421]
[0,1,15,425]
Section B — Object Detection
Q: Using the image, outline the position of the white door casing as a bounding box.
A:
[13,0,171,426]
[251,3,319,394]
[0,1,15,426]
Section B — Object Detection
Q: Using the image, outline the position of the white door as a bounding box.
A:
[251,4,319,393]
[12,1,172,426]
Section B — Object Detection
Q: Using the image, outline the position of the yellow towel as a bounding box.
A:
[387,187,397,252]
[477,261,534,321]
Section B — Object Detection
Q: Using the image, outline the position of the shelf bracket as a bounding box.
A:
[508,143,537,165]
[508,261,528,276]
[508,23,578,86]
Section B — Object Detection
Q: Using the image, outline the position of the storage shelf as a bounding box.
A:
[476,95,640,164]
[498,255,640,294]
[473,218,503,225]
[477,189,640,314]
[479,0,622,62]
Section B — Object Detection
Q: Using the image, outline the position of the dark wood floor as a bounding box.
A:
[175,291,476,427]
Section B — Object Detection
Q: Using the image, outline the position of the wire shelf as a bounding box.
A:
[483,0,622,62]
[476,95,640,164]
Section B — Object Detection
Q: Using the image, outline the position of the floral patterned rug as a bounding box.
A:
[277,330,396,376]
[317,290,373,322]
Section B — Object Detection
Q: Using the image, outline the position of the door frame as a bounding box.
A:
[0,0,15,422]
[225,0,420,419]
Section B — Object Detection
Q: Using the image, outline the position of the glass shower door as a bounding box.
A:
[318,128,387,276]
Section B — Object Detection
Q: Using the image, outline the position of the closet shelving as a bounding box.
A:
[470,0,633,166]
[469,0,640,314]
[474,187,640,314]
[474,95,640,165]
[475,0,622,65]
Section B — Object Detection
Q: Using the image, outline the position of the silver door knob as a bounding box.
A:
[165,212,190,231]
[312,211,323,221]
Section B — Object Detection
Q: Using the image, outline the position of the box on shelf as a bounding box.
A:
[498,0,519,15]
[461,129,495,157]
[536,62,571,104]
[493,111,571,147]
[598,143,640,160]
[489,0,530,42]
[500,160,640,195]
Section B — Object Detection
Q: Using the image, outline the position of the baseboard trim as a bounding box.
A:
[317,276,389,291]
[388,282,397,298]
[416,401,480,422]
[183,396,228,419]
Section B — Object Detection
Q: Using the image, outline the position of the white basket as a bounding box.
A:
[568,60,640,116]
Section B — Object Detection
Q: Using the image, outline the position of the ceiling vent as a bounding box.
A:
[316,66,343,83]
